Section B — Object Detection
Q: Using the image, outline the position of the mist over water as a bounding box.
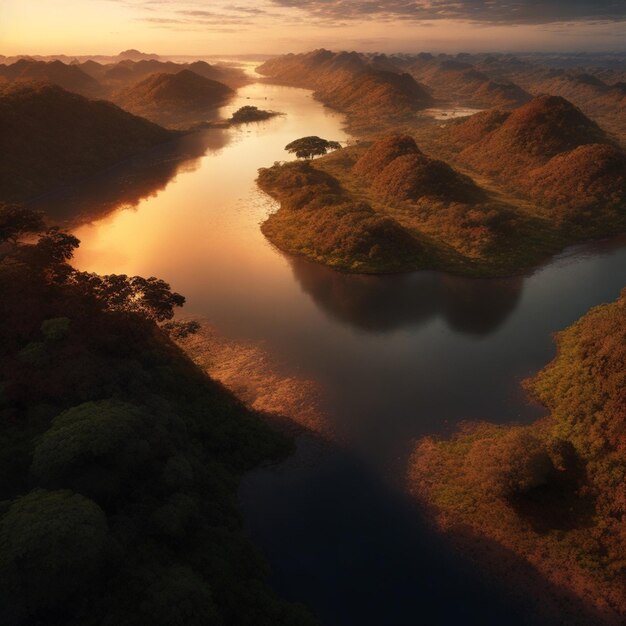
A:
[39,79,626,625]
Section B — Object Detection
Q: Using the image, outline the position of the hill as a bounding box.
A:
[432,95,626,228]
[257,159,425,273]
[115,70,234,128]
[406,56,531,109]
[353,135,485,204]
[99,59,248,91]
[258,125,626,276]
[0,82,175,202]
[410,288,626,625]
[0,59,101,97]
[450,95,609,172]
[117,48,159,61]
[257,49,433,131]
[256,137,542,275]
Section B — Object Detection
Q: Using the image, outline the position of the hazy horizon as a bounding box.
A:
[2,0,626,57]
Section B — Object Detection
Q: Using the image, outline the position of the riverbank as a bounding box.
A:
[409,289,626,625]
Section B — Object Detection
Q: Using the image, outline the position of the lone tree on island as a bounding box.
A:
[285,136,341,160]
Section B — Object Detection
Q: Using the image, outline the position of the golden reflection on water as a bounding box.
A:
[72,82,349,314]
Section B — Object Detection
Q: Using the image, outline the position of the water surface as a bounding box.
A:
[39,80,626,626]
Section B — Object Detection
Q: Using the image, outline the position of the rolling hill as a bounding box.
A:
[0,59,102,97]
[258,49,433,131]
[0,82,175,202]
[406,57,531,109]
[115,70,234,127]
[437,95,626,226]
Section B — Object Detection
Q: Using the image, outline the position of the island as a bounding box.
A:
[229,105,280,124]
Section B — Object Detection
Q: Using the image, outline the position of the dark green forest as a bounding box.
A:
[0,203,315,625]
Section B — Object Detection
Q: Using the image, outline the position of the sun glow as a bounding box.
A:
[1,0,624,56]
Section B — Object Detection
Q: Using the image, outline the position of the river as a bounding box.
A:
[36,80,626,625]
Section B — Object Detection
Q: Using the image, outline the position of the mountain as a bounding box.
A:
[0,82,175,202]
[353,135,484,204]
[115,70,234,127]
[448,95,610,173]
[117,48,159,61]
[0,59,102,97]
[440,95,625,227]
[406,56,531,109]
[99,59,248,91]
[257,49,433,130]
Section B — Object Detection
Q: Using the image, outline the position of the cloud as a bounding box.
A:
[269,0,626,25]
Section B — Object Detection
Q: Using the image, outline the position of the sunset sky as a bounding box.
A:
[2,0,626,56]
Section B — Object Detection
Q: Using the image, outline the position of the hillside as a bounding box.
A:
[432,95,626,228]
[99,59,248,91]
[0,59,102,97]
[115,70,234,128]
[406,57,531,109]
[258,159,426,273]
[449,95,609,170]
[256,137,548,275]
[0,206,316,626]
[257,49,433,131]
[258,126,626,275]
[409,288,626,625]
[527,143,626,225]
[353,135,485,204]
[0,82,175,202]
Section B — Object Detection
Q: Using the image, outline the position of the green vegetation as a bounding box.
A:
[410,289,626,623]
[284,136,342,160]
[0,203,315,626]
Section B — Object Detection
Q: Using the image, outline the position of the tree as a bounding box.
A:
[70,272,185,321]
[34,228,80,265]
[0,489,108,624]
[464,429,554,499]
[230,105,274,124]
[284,136,341,160]
[31,401,147,484]
[0,204,45,245]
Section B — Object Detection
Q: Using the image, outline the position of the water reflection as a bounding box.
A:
[290,255,524,336]
[29,129,229,226]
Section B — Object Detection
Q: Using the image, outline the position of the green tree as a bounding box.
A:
[284,136,341,160]
[31,400,147,484]
[0,489,109,624]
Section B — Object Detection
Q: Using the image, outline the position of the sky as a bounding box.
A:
[1,0,626,56]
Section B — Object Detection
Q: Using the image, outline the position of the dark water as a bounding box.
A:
[239,237,626,626]
[35,81,626,625]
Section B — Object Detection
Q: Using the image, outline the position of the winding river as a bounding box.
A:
[37,78,626,625]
